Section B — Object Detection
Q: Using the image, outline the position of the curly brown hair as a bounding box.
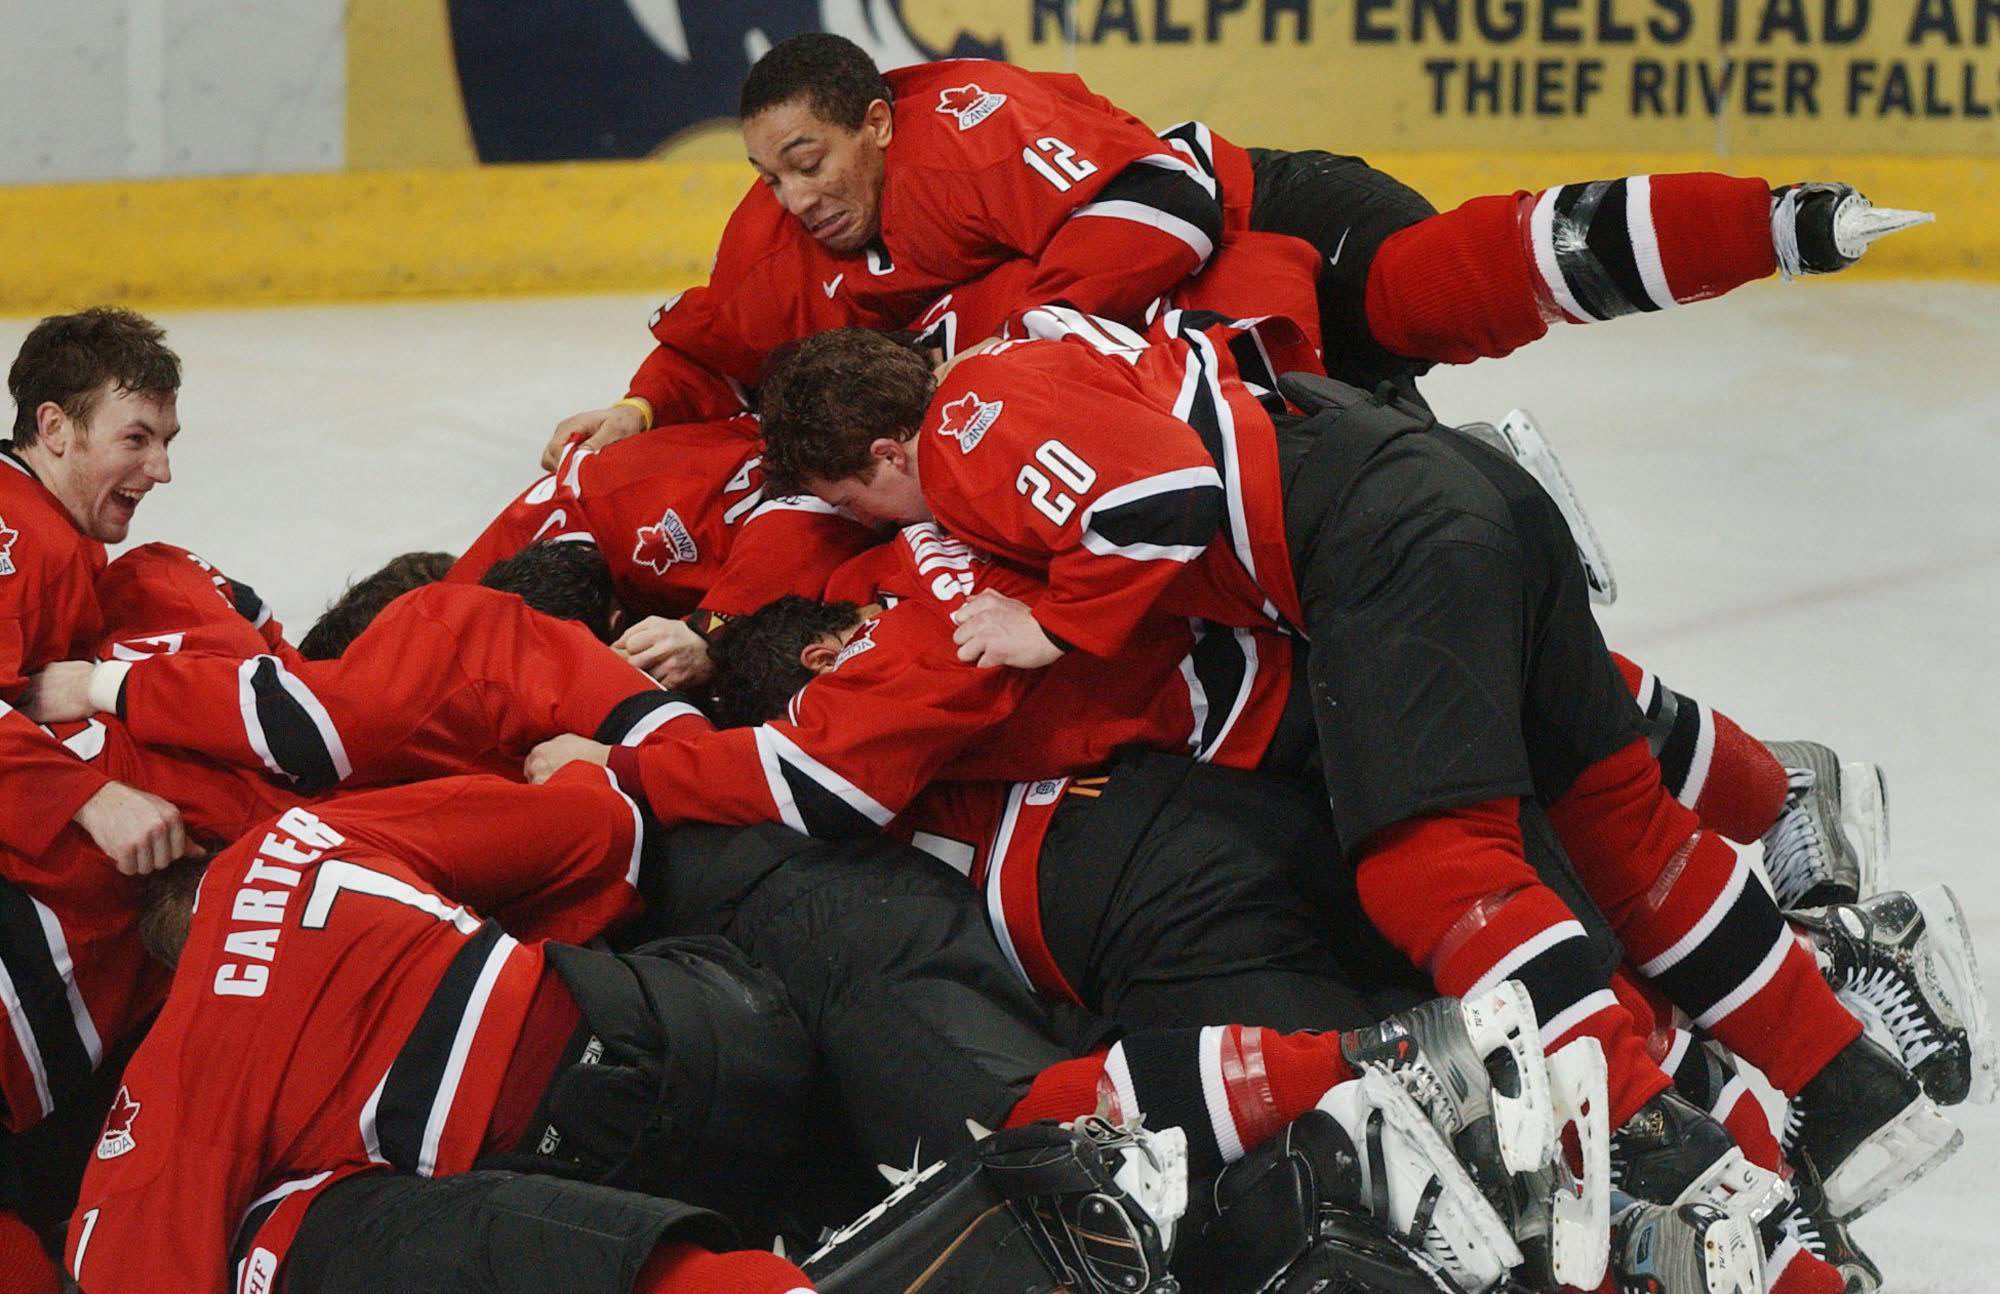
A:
[757,329,935,496]
[8,306,181,446]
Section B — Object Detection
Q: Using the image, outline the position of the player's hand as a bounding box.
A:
[612,616,714,689]
[950,590,1064,669]
[18,661,97,723]
[74,781,191,876]
[525,734,612,784]
[541,403,649,471]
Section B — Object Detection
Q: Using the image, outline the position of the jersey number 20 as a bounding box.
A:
[1016,439,1097,525]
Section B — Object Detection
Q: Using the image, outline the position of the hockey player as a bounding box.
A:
[749,319,1978,1267]
[23,543,689,794]
[68,771,1562,1293]
[295,550,456,660]
[544,33,1921,464]
[2,308,189,877]
[455,414,877,680]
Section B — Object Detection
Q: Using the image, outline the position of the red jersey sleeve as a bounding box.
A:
[917,341,1225,658]
[95,542,298,666]
[621,602,1033,839]
[68,1136,252,1293]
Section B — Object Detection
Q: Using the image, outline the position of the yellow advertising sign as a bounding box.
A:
[923,0,2000,155]
[351,1,1999,166]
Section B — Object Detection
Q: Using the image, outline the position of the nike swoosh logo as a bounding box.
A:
[822,273,844,299]
[1327,227,1351,268]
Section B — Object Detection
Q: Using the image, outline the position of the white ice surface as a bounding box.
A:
[5,280,1997,1287]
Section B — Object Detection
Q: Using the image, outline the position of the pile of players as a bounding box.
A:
[2,31,1990,1294]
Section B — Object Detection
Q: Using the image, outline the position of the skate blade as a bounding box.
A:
[1496,409,1618,605]
[1821,1093,1961,1221]
[1673,1145,1791,1227]
[1837,201,1935,254]
[1693,1207,1767,1294]
[1465,980,1558,1174]
[1838,760,1890,897]
[1912,883,1997,1104]
[1545,1039,1610,1290]
[1341,1070,1527,1282]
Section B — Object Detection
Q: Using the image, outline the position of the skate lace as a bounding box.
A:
[1762,778,1828,907]
[1845,964,1942,1067]
[1784,1204,1828,1259]
[1773,186,1807,279]
[1781,1101,1804,1154]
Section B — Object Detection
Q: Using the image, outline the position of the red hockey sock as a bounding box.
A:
[635,1242,812,1294]
[1365,172,1775,365]
[1766,1237,1848,1294]
[1005,1027,1355,1179]
[1550,740,1859,1097]
[1613,652,1788,842]
[1362,803,1669,1125]
[0,1212,58,1294]
[1658,1027,1783,1172]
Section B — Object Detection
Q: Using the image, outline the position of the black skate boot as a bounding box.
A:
[1793,885,1996,1106]
[1761,1155,1883,1294]
[1761,740,1887,908]
[802,1117,1185,1293]
[1337,981,1554,1209]
[1784,1031,1960,1221]
[1611,1090,1787,1224]
[1612,1190,1763,1294]
[1770,182,1933,277]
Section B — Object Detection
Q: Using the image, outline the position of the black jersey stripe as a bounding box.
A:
[245,657,341,794]
[1187,621,1250,759]
[375,921,509,1175]
[1083,480,1225,559]
[0,875,94,1120]
[1076,159,1223,257]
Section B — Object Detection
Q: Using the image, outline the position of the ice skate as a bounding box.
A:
[1783,1031,1961,1221]
[1611,1089,1789,1225]
[1174,1105,1479,1294]
[1771,182,1934,277]
[1314,1070,1525,1291]
[1459,410,1617,605]
[1761,740,1888,908]
[1339,981,1556,1201]
[1763,1154,1883,1294]
[1611,1191,1764,1294]
[1793,885,1995,1106]
[804,1116,1186,1293]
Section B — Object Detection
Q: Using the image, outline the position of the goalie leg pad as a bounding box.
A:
[804,1120,1184,1294]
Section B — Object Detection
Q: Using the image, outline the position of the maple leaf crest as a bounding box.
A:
[0,516,17,577]
[632,508,699,575]
[934,392,1002,453]
[96,1086,141,1159]
[934,84,1006,130]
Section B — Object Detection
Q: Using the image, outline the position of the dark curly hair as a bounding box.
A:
[709,595,867,728]
[739,33,891,129]
[298,551,457,659]
[480,541,621,643]
[757,329,935,496]
[9,306,181,446]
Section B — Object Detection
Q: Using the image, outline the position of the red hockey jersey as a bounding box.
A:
[0,449,110,858]
[914,312,1300,659]
[611,525,1291,840]
[115,583,681,793]
[0,716,299,1133]
[451,419,875,621]
[64,769,648,1294]
[631,59,1251,415]
[95,541,299,666]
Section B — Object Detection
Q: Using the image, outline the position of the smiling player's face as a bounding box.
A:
[744,96,894,254]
